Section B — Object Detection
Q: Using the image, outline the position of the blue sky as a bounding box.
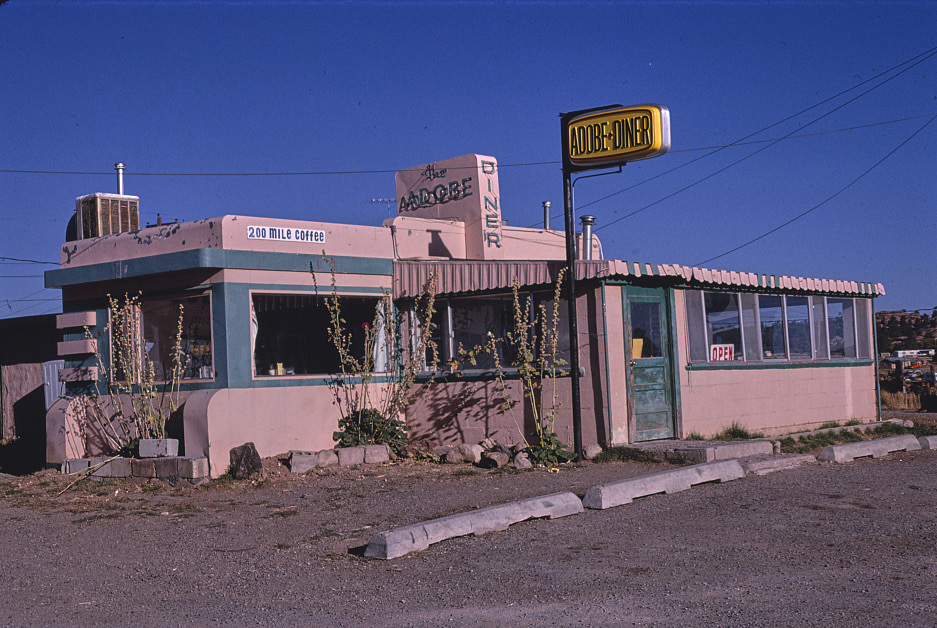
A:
[1,0,934,319]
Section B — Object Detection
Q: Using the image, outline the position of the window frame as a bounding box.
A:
[687,289,874,366]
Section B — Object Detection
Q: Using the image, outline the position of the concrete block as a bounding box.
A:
[102,457,132,478]
[138,438,179,458]
[674,440,773,463]
[364,444,391,464]
[918,435,937,450]
[337,446,366,467]
[154,457,180,480]
[317,449,339,467]
[63,458,90,474]
[131,458,157,478]
[740,454,816,476]
[365,492,583,559]
[178,457,209,479]
[582,460,745,510]
[289,451,319,474]
[817,434,922,463]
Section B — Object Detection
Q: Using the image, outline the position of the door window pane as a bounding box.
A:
[811,296,829,360]
[758,295,787,359]
[786,296,812,360]
[704,292,742,360]
[740,293,760,361]
[827,298,856,359]
[630,301,662,358]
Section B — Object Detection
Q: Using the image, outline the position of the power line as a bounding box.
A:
[590,45,937,233]
[0,256,59,265]
[694,114,937,267]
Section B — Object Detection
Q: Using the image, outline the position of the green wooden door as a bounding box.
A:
[625,287,675,441]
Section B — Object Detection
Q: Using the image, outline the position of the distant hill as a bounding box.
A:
[876,309,937,354]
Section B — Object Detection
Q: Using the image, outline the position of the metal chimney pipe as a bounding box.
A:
[115,162,126,195]
[580,215,596,260]
[542,201,552,230]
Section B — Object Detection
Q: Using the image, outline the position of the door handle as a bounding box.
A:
[630,360,637,368]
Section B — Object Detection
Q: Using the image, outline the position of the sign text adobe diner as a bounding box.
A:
[566,105,670,170]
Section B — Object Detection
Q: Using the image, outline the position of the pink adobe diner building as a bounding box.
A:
[45,154,884,476]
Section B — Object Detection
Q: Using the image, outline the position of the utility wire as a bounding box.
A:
[591,45,937,234]
[694,115,936,267]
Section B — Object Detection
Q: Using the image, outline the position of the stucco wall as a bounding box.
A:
[672,289,878,437]
[184,383,391,477]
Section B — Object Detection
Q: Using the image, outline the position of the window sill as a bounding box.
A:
[415,367,578,383]
[685,359,874,371]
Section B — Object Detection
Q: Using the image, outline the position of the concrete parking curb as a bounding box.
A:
[581,460,745,510]
[918,435,937,449]
[364,491,583,559]
[740,454,816,476]
[816,434,921,463]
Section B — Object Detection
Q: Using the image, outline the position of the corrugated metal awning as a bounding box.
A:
[393,259,885,299]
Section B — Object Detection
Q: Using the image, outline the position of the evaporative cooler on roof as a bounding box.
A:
[75,193,140,239]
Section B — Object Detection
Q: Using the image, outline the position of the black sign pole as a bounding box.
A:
[560,111,584,462]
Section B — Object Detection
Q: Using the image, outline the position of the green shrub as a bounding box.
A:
[524,432,575,467]
[712,422,764,441]
[333,408,408,454]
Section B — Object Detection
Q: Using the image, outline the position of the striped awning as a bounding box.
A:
[393,259,885,299]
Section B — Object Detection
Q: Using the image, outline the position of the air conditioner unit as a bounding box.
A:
[76,193,140,239]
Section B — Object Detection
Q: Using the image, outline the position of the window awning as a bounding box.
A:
[393,259,885,298]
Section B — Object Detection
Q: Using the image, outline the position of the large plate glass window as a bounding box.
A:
[140,294,213,380]
[251,293,388,376]
[704,292,742,360]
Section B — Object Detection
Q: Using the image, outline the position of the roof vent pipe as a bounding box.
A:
[542,201,552,230]
[115,162,126,195]
[580,215,596,260]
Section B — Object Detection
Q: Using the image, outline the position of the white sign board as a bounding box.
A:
[247,225,325,243]
[710,344,735,361]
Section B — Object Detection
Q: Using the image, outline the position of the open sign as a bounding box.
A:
[710,344,735,361]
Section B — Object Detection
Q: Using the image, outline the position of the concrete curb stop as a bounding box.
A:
[582,460,745,510]
[364,491,583,560]
[816,434,921,463]
[918,435,937,450]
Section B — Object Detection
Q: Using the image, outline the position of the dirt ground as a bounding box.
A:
[1,414,936,627]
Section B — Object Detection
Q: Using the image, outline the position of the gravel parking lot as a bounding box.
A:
[2,431,936,628]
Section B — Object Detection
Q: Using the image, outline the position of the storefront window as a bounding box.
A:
[758,295,787,359]
[686,289,873,365]
[251,293,388,376]
[704,292,742,360]
[140,294,213,380]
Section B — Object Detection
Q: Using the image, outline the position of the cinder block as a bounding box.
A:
[178,457,209,479]
[154,457,180,479]
[289,452,318,474]
[317,449,339,467]
[103,458,132,478]
[131,458,157,478]
[138,438,179,458]
[64,458,90,474]
[337,446,366,467]
[364,444,390,464]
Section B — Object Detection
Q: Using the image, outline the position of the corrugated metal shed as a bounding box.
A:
[393,259,885,298]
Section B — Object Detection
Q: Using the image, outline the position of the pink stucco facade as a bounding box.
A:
[44,153,883,476]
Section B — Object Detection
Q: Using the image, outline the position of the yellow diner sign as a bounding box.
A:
[566,105,670,168]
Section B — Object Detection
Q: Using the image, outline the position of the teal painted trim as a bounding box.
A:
[667,287,683,437]
[242,282,386,295]
[415,368,577,384]
[248,374,397,388]
[686,359,874,371]
[45,248,393,287]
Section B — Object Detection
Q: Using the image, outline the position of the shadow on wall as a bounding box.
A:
[0,387,47,474]
[407,378,531,447]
